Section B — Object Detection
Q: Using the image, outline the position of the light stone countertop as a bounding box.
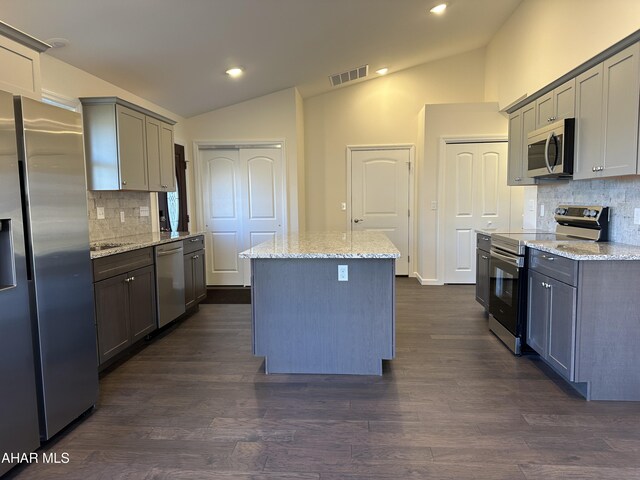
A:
[526,241,640,261]
[239,232,401,259]
[90,231,204,259]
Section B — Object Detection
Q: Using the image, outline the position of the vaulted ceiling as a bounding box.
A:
[1,0,522,117]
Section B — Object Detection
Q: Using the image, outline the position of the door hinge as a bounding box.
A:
[408,255,410,263]
[408,209,410,217]
[407,162,411,172]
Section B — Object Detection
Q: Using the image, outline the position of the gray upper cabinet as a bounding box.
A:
[574,43,639,179]
[81,97,176,192]
[535,92,554,129]
[117,105,148,190]
[508,103,536,186]
[534,78,575,129]
[574,63,604,179]
[147,116,176,192]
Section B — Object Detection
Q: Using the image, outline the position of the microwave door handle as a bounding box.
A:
[544,132,553,174]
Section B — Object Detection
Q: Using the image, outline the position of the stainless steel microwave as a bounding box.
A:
[527,118,575,178]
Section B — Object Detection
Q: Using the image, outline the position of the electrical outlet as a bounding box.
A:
[120,211,125,223]
[96,207,105,220]
[140,206,150,217]
[539,204,545,217]
[338,265,348,282]
[431,201,437,210]
[634,208,640,225]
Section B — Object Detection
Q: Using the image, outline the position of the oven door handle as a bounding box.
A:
[490,248,524,268]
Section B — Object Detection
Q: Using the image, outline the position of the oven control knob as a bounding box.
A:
[588,209,598,217]
[583,209,590,217]
[556,208,566,215]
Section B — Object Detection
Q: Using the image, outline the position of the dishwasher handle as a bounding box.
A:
[156,246,184,257]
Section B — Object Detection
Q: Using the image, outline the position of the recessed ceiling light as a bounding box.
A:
[376,68,389,75]
[45,37,70,48]
[429,3,447,14]
[225,67,243,78]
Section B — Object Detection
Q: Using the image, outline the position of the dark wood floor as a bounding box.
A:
[8,278,640,479]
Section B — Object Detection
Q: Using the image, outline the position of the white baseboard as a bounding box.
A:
[414,272,443,286]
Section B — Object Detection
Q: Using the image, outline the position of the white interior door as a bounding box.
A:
[351,148,410,275]
[240,148,284,285]
[201,146,284,286]
[443,142,510,284]
[201,149,245,285]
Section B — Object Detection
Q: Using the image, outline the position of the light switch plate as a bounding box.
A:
[120,211,125,223]
[338,265,348,282]
[431,201,437,210]
[539,204,545,217]
[634,208,640,225]
[341,202,347,211]
[96,207,105,220]
[140,206,150,217]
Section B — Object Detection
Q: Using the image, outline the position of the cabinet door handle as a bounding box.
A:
[192,255,199,259]
[190,239,200,242]
[481,255,488,260]
[515,177,521,182]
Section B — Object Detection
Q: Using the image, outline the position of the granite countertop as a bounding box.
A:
[90,231,204,259]
[239,232,401,259]
[527,241,640,261]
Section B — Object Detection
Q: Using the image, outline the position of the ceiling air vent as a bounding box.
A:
[329,65,369,87]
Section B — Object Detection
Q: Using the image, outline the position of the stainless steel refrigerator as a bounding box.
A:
[0,90,98,474]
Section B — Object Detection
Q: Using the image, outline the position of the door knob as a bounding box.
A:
[353,219,364,223]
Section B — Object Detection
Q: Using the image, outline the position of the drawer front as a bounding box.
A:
[183,235,205,254]
[93,247,154,282]
[528,248,578,286]
[476,233,491,252]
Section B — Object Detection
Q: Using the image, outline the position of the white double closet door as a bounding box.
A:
[201,147,283,286]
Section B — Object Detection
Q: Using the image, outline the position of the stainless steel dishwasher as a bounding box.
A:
[155,242,186,327]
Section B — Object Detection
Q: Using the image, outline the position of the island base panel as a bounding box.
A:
[251,258,395,375]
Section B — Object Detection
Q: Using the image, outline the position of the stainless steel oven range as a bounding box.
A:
[488,205,609,355]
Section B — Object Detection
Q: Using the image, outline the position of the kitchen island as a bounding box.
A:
[239,232,400,375]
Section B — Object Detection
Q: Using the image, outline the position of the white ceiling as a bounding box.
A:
[1,0,522,118]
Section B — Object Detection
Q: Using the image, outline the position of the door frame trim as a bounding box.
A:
[346,144,415,277]
[192,140,289,285]
[436,135,507,286]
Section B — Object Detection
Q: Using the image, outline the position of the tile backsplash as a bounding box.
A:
[537,177,640,245]
[87,191,153,241]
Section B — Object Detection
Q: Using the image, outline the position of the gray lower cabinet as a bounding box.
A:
[183,235,206,309]
[527,269,577,381]
[475,233,491,309]
[527,248,640,400]
[93,248,157,367]
[184,249,206,309]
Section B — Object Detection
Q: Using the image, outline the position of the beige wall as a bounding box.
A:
[485,0,640,109]
[184,87,303,233]
[41,55,186,140]
[304,48,487,233]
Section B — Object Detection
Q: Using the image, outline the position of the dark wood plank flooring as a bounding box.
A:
[8,278,640,479]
